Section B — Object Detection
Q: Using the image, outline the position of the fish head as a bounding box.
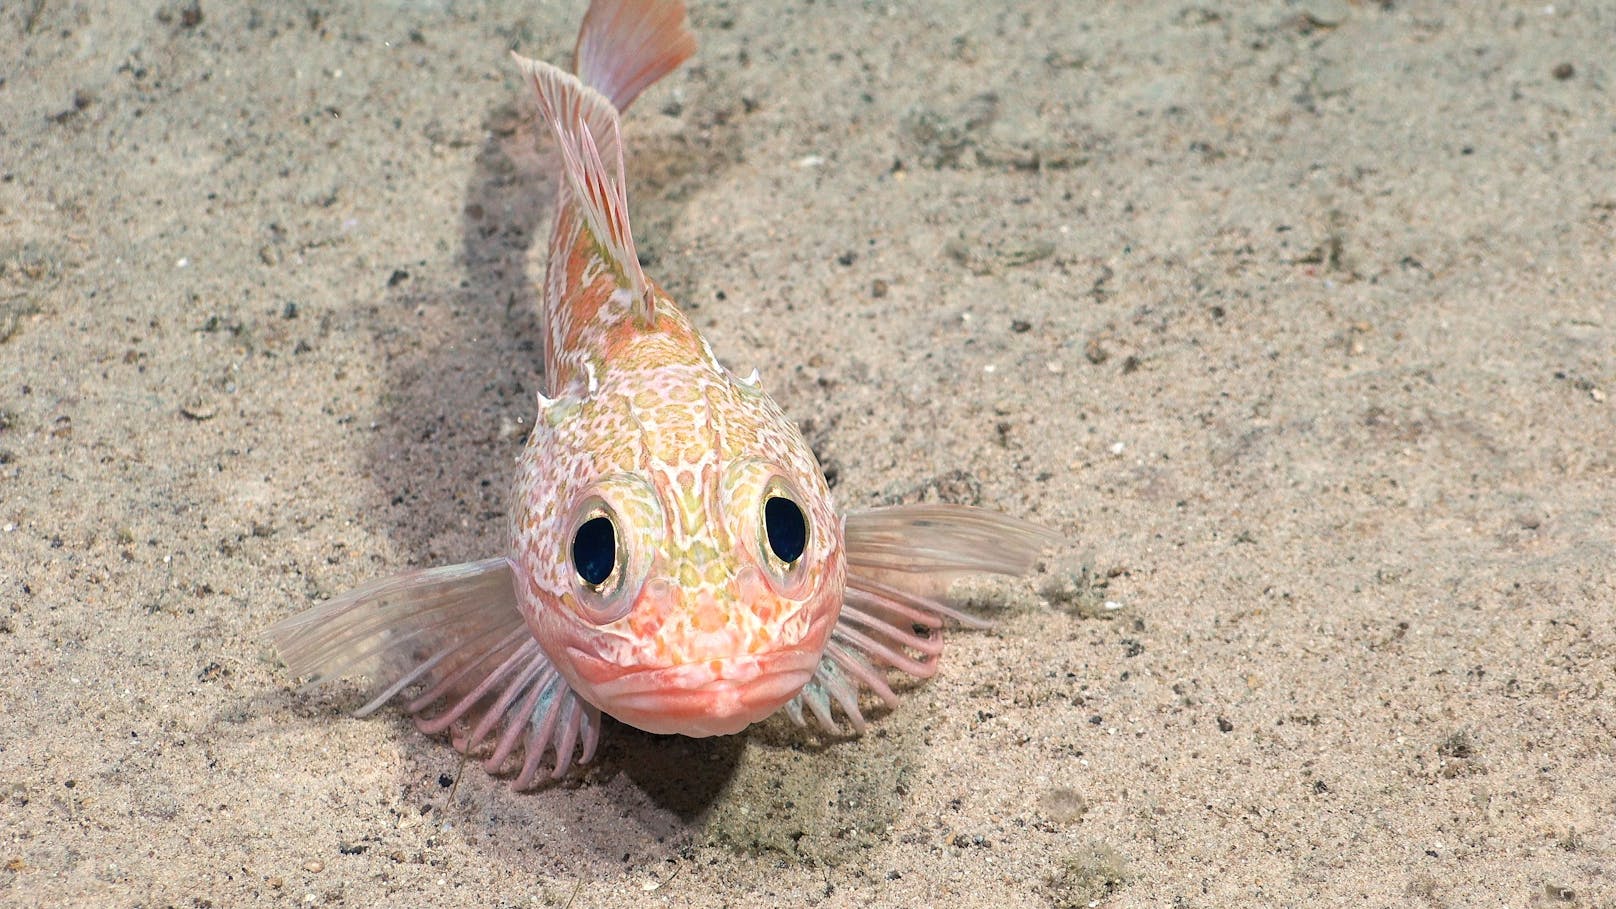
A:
[513,361,844,737]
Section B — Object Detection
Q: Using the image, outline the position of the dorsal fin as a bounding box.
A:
[510,1,695,327]
[575,0,697,112]
[511,54,651,319]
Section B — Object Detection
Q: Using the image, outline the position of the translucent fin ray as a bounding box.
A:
[784,504,1060,734]
[575,0,697,112]
[513,52,650,315]
[266,558,600,785]
[844,503,1064,588]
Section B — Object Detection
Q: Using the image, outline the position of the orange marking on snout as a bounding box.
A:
[629,591,672,639]
[692,596,725,633]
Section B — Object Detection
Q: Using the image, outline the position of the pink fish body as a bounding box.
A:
[270,0,1056,789]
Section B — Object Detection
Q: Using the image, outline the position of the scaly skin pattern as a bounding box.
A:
[510,195,846,737]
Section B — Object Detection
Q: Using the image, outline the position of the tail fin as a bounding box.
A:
[575,0,696,111]
[784,505,1062,733]
[268,559,601,787]
[510,0,694,324]
[516,0,695,167]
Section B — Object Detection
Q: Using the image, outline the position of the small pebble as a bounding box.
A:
[1312,62,1351,97]
[179,400,216,421]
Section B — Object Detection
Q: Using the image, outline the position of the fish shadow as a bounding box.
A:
[598,722,750,818]
[357,99,552,573]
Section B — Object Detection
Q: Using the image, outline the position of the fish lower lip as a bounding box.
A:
[571,648,821,736]
[581,648,820,697]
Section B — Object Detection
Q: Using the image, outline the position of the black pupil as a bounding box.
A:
[573,516,616,586]
[764,496,808,564]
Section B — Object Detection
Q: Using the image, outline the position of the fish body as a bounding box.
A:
[270,0,1057,788]
[512,281,845,739]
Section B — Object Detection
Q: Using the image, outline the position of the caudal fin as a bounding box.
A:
[575,0,696,112]
[268,559,601,787]
[783,505,1062,733]
[510,0,693,324]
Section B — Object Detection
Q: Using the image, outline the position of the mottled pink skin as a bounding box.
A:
[510,259,846,736]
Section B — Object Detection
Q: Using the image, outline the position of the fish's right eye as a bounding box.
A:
[564,485,654,626]
[572,514,617,588]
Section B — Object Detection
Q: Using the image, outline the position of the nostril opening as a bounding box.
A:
[627,577,678,637]
[734,565,768,600]
[643,577,676,602]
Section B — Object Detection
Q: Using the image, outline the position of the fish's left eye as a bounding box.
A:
[763,495,808,565]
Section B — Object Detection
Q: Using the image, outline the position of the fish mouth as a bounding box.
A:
[567,647,820,737]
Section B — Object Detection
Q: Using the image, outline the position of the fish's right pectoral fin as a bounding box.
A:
[267,558,601,787]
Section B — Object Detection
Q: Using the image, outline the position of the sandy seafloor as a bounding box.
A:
[3,0,1614,906]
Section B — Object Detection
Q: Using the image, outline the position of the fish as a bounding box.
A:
[268,0,1059,790]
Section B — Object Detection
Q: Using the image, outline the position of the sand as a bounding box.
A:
[2,0,1613,906]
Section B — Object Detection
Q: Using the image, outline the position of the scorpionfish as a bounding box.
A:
[270,0,1057,789]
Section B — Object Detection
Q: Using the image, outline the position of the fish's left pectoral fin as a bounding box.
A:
[785,504,1062,734]
[843,503,1063,596]
[266,558,601,787]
